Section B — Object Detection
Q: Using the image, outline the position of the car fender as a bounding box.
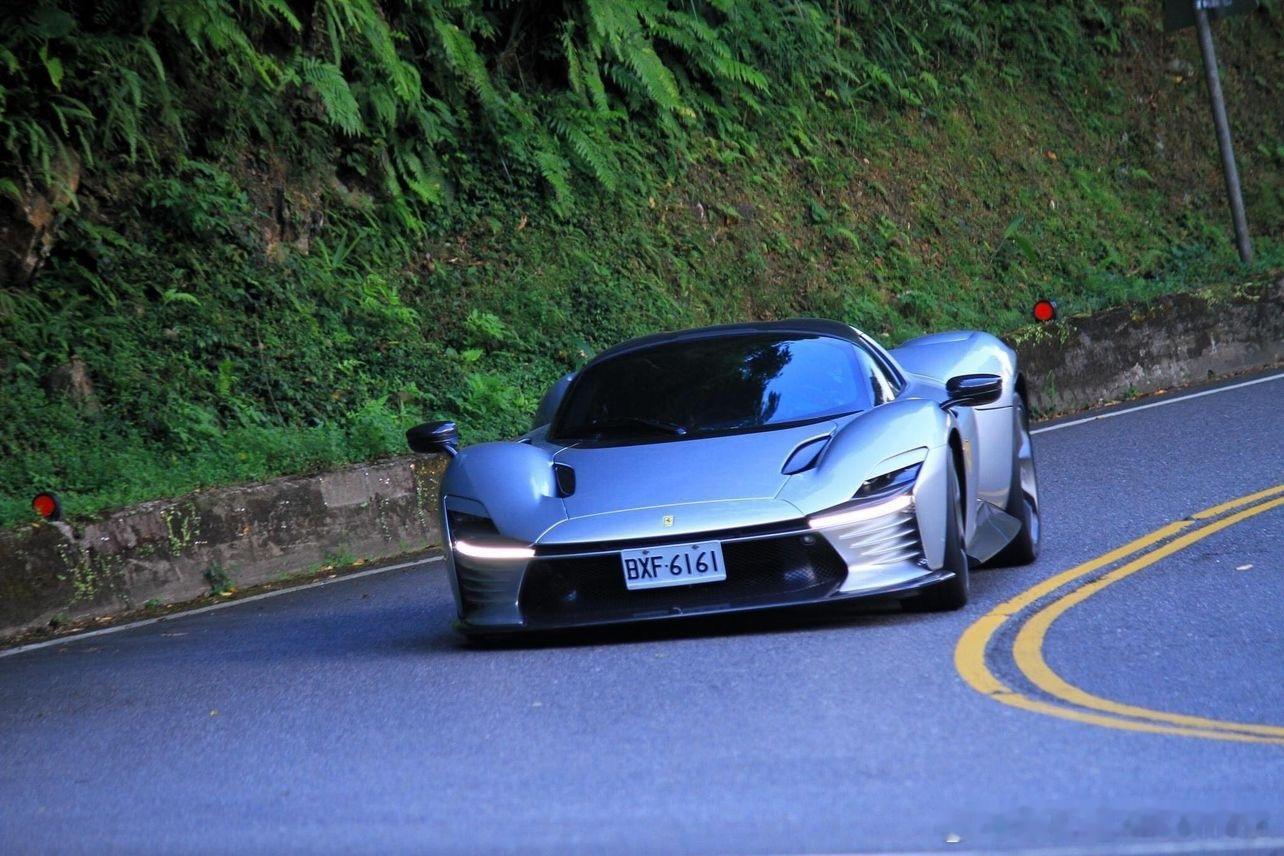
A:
[778,400,963,570]
[777,399,952,515]
[892,330,1019,515]
[889,330,1018,405]
[441,442,566,543]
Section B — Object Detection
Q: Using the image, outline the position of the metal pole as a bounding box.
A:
[1193,5,1254,265]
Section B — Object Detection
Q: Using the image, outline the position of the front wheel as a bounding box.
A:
[903,451,969,612]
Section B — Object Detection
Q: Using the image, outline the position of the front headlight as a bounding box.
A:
[446,509,535,560]
[853,462,920,499]
[806,463,920,530]
[455,540,536,560]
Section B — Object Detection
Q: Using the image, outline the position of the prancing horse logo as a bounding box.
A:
[662,515,675,527]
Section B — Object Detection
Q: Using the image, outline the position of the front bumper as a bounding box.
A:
[447,500,942,635]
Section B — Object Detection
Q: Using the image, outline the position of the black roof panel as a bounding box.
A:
[586,318,862,368]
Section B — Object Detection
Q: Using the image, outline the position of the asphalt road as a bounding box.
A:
[2,374,1282,854]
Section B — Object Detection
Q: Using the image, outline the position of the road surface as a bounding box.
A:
[2,373,1282,854]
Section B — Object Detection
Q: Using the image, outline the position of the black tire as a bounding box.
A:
[903,451,969,612]
[987,394,1041,567]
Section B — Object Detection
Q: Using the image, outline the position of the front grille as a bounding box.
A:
[518,534,847,626]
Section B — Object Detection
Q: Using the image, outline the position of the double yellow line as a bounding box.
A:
[954,484,1284,744]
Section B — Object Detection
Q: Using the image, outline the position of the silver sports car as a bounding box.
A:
[407,319,1039,635]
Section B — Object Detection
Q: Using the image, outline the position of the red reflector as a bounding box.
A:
[32,493,59,520]
[1033,299,1057,323]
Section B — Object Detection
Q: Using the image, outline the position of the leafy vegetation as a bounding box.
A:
[1,1,1281,527]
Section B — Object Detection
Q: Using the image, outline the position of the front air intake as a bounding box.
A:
[553,463,576,497]
[519,534,846,626]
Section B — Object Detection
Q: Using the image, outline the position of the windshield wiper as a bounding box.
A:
[587,416,688,437]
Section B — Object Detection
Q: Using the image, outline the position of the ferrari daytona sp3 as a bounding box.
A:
[407,319,1040,635]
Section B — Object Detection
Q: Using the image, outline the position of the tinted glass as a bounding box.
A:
[867,355,898,405]
[859,336,904,401]
[553,333,878,441]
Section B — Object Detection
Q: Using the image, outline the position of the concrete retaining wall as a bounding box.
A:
[1011,279,1282,415]
[2,278,1280,640]
[0,456,447,639]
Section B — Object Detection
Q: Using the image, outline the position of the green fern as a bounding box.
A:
[548,104,621,191]
[0,0,1139,228]
[432,17,504,112]
[533,145,574,215]
[292,57,364,136]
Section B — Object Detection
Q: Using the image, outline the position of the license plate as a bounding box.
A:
[621,541,727,590]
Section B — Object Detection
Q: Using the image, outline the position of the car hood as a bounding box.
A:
[538,420,838,543]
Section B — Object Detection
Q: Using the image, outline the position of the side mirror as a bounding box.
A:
[407,421,459,457]
[942,374,1003,409]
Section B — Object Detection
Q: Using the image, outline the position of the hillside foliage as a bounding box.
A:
[1,0,1281,525]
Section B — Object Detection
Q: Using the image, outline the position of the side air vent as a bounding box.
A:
[782,435,831,475]
[553,463,576,497]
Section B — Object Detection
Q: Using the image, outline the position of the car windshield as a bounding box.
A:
[552,333,877,441]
